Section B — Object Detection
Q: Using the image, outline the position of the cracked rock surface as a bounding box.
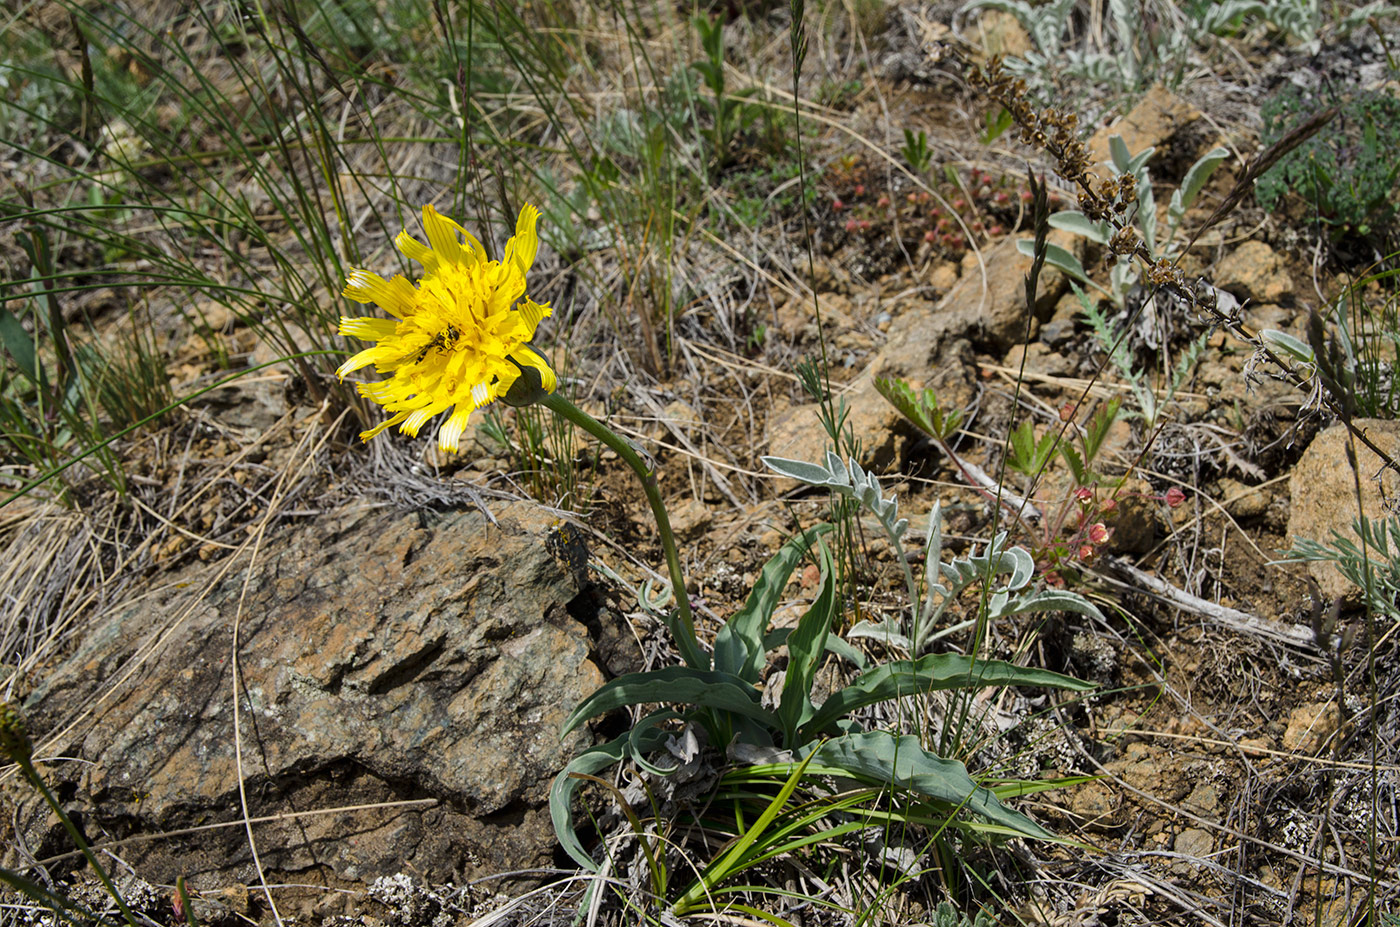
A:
[18,501,605,888]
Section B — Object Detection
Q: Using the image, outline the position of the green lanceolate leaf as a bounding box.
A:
[802,653,1092,738]
[0,307,39,385]
[1169,146,1230,230]
[1047,210,1110,245]
[714,523,831,682]
[562,666,776,734]
[1016,238,1091,286]
[806,731,1056,839]
[776,537,837,745]
[873,376,962,441]
[550,721,672,870]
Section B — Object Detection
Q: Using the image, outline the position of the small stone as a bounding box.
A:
[973,9,1033,58]
[927,261,959,292]
[1002,342,1073,378]
[1067,780,1119,831]
[1183,781,1220,818]
[1215,240,1295,305]
[1218,478,1270,520]
[1175,827,1214,859]
[1283,701,1342,754]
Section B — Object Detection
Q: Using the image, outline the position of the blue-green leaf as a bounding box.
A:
[806,731,1055,839]
[802,653,1092,738]
[1016,238,1090,285]
[562,666,776,734]
[761,455,835,487]
[550,722,671,870]
[0,307,39,384]
[990,588,1104,621]
[777,538,837,744]
[714,523,831,682]
[1047,211,1110,245]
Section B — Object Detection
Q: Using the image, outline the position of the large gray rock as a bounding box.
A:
[16,501,608,890]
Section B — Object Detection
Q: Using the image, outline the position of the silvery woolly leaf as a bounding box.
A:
[846,618,913,651]
[825,450,849,484]
[762,455,836,486]
[891,517,908,543]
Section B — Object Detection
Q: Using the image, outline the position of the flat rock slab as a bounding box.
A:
[18,501,604,890]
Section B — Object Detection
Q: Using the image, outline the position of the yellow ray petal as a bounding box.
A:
[395,230,437,273]
[342,269,416,318]
[401,407,435,437]
[517,297,551,332]
[360,410,410,442]
[504,203,540,276]
[512,345,557,393]
[337,346,394,378]
[437,406,472,453]
[339,316,399,341]
[421,205,462,267]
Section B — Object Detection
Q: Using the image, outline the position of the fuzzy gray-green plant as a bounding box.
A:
[1283,515,1400,621]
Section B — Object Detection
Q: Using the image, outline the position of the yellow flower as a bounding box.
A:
[337,203,556,452]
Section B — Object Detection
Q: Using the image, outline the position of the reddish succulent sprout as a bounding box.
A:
[970,221,984,232]
[949,235,965,249]
[923,230,937,243]
[854,184,865,197]
[832,198,845,212]
[845,218,858,232]
[952,198,967,211]
[918,191,931,203]
[877,195,891,208]
[1166,486,1187,508]
[994,191,1010,205]
[989,224,1005,236]
[858,219,871,230]
[936,218,950,231]
[1020,189,1035,203]
[907,192,918,204]
[930,207,942,219]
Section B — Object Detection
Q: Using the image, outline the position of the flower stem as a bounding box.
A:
[542,392,708,671]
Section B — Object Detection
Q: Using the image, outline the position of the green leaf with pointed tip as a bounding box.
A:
[777,537,837,744]
[0,307,39,385]
[874,376,962,441]
[715,523,831,682]
[562,666,777,734]
[1016,238,1091,285]
[550,720,672,870]
[806,730,1056,839]
[802,653,1091,738]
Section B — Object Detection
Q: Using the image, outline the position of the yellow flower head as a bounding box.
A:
[337,203,556,452]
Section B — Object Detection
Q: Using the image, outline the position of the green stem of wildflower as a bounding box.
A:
[541,392,707,671]
[15,755,141,927]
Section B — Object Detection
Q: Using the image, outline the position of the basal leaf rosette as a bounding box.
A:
[337,203,556,451]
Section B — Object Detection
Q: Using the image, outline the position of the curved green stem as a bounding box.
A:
[541,392,707,671]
